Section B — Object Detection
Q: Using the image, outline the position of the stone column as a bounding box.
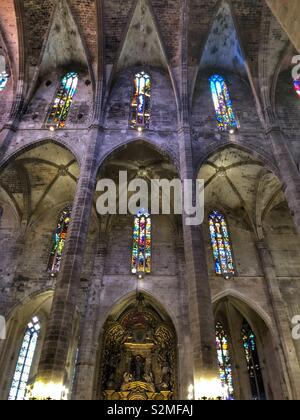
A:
[72,231,108,400]
[0,79,25,156]
[178,126,219,398]
[34,129,100,398]
[267,124,300,233]
[176,229,194,399]
[0,227,25,316]
[256,240,300,399]
[0,124,18,158]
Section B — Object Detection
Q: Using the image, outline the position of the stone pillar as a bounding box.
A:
[34,129,100,398]
[0,79,25,155]
[72,231,108,400]
[0,227,25,316]
[9,232,26,306]
[267,125,300,233]
[178,126,219,398]
[256,240,300,399]
[0,124,17,158]
[176,229,194,399]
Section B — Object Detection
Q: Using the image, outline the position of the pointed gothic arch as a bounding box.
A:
[198,145,285,245]
[8,316,41,400]
[96,138,180,180]
[213,294,286,400]
[103,0,180,120]
[190,0,262,127]
[22,0,95,113]
[0,291,53,400]
[0,138,82,173]
[97,293,178,401]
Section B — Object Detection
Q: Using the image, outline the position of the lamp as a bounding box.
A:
[223,272,234,280]
[28,381,68,401]
[194,378,224,401]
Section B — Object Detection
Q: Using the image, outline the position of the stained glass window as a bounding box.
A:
[216,322,234,400]
[46,72,78,129]
[47,207,71,273]
[0,71,9,91]
[70,348,79,395]
[209,74,238,132]
[241,320,266,400]
[129,72,151,129]
[9,317,41,400]
[0,53,8,91]
[209,210,235,277]
[293,79,300,98]
[131,210,151,274]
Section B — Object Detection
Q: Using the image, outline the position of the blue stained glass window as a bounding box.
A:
[0,71,9,91]
[47,72,78,129]
[216,322,234,400]
[294,79,300,98]
[209,74,238,132]
[131,209,151,274]
[241,320,266,400]
[209,210,235,277]
[129,72,151,129]
[47,206,71,273]
[8,317,41,400]
[0,53,9,91]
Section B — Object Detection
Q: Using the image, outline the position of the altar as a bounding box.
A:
[99,295,177,400]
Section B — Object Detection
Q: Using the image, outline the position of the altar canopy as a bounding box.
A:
[99,295,177,400]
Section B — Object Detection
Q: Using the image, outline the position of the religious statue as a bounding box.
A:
[160,359,171,390]
[131,355,145,381]
[143,371,154,385]
[105,349,119,389]
[123,372,134,384]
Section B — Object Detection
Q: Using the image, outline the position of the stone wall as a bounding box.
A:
[266,0,300,52]
[0,0,300,401]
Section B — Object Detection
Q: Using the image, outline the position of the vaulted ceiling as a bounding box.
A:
[0,0,298,106]
[38,0,89,78]
[0,143,79,227]
[199,147,286,239]
[199,1,247,77]
[115,0,170,73]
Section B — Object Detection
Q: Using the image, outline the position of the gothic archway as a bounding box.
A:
[98,294,178,401]
[213,295,286,400]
